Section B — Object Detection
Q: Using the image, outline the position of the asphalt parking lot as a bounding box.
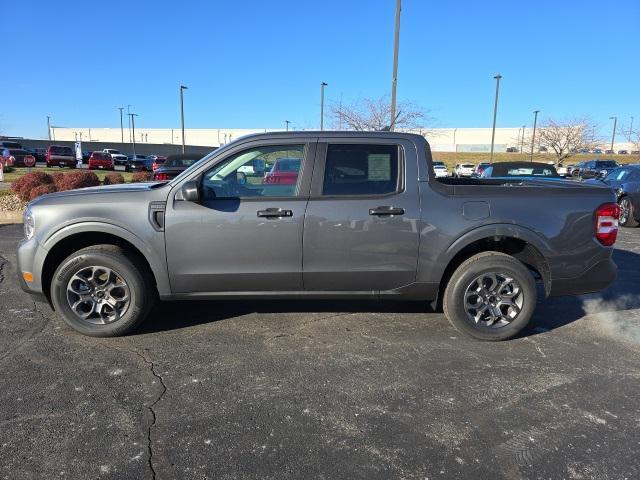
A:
[1,223,639,479]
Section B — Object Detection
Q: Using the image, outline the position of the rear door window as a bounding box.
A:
[322,144,399,196]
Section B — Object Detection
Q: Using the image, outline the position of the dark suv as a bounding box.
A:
[576,160,619,180]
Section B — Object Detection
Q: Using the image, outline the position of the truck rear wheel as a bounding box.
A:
[50,245,155,337]
[443,251,537,341]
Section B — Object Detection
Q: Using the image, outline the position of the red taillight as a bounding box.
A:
[595,203,620,246]
[155,172,169,181]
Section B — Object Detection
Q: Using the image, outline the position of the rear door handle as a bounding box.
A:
[257,208,293,218]
[369,206,405,216]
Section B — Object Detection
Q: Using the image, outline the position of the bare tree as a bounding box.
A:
[524,118,601,163]
[629,128,640,152]
[329,95,429,131]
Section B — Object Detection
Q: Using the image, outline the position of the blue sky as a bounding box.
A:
[3,0,639,138]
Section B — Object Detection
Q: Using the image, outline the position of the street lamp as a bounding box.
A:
[630,116,635,139]
[118,107,124,144]
[127,105,133,142]
[530,110,540,161]
[389,0,401,131]
[285,120,291,131]
[129,113,138,156]
[520,125,526,152]
[320,82,328,130]
[46,116,52,141]
[609,116,617,152]
[180,85,188,153]
[489,74,502,162]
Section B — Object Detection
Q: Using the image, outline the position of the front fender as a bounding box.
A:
[41,221,171,296]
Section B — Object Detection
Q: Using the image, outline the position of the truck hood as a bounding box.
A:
[30,182,166,206]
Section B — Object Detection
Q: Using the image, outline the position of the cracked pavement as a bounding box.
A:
[0,223,639,479]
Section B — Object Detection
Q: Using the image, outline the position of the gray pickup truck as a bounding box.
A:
[17,132,619,340]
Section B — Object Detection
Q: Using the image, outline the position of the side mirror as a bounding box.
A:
[181,179,200,202]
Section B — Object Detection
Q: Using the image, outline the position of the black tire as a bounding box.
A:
[443,251,537,341]
[50,245,155,337]
[618,196,639,228]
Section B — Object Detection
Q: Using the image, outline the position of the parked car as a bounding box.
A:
[150,155,167,171]
[618,150,629,155]
[454,163,475,177]
[1,147,35,167]
[153,154,202,181]
[480,162,562,180]
[473,162,491,177]
[17,132,619,340]
[432,161,448,178]
[555,163,568,177]
[125,154,153,172]
[46,145,76,168]
[88,151,115,170]
[0,140,24,150]
[631,151,640,155]
[103,149,128,166]
[27,148,47,162]
[565,164,576,176]
[506,147,518,153]
[575,159,619,180]
[538,146,548,153]
[584,165,640,227]
[591,149,604,155]
[263,157,301,185]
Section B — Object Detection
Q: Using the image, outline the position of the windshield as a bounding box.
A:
[2,142,22,149]
[168,147,225,185]
[604,168,629,182]
[50,146,73,155]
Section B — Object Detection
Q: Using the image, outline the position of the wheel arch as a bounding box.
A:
[41,223,170,303]
[434,224,552,308]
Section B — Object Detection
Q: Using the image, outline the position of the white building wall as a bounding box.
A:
[49,127,632,152]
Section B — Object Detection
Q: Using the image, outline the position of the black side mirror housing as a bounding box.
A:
[181,179,200,202]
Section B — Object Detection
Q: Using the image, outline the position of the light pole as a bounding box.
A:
[530,110,540,161]
[320,82,328,130]
[285,120,291,131]
[46,116,52,141]
[127,105,132,142]
[609,116,617,152]
[118,107,124,144]
[129,113,138,156]
[389,0,401,131]
[630,116,635,139]
[520,125,526,152]
[180,85,188,153]
[489,74,502,162]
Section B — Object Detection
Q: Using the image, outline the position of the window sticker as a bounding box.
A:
[368,154,391,181]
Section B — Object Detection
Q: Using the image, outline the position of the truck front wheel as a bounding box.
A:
[50,245,155,337]
[443,251,537,341]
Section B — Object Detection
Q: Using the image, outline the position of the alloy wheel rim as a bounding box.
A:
[66,266,131,325]
[464,272,524,328]
[619,199,629,224]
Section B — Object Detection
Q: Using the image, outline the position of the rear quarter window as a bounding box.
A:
[322,144,400,196]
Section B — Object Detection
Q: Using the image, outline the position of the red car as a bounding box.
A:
[151,156,167,171]
[46,145,76,168]
[262,157,300,185]
[88,151,114,170]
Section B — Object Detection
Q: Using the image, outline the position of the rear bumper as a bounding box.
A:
[549,257,617,297]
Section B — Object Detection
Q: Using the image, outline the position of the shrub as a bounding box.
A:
[57,170,100,191]
[103,172,125,185]
[51,172,66,190]
[11,171,55,202]
[29,183,58,201]
[131,171,153,183]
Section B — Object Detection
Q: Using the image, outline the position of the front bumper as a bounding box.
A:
[549,257,617,297]
[16,237,49,303]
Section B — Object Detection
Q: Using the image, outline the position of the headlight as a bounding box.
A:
[23,208,35,240]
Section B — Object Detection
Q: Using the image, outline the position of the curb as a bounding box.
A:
[0,211,22,224]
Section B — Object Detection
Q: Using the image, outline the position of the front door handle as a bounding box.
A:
[369,206,405,216]
[257,208,293,218]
